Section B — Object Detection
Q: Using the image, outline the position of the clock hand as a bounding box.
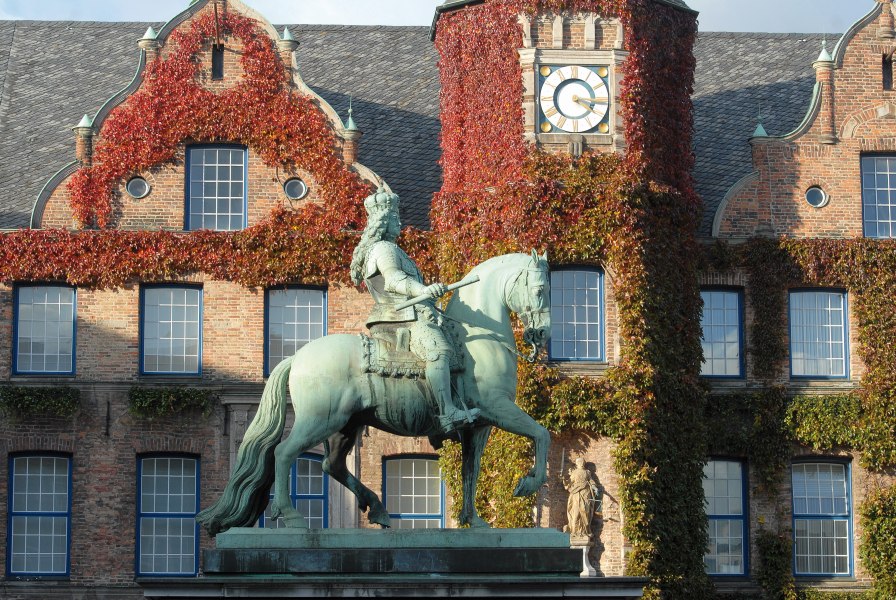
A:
[573,97,608,114]
[571,95,608,104]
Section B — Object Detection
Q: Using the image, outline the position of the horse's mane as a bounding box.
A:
[466,253,533,278]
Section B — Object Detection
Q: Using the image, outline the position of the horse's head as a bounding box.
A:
[506,250,551,361]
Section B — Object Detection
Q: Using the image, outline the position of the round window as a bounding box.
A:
[126,177,150,199]
[805,186,828,208]
[283,178,309,200]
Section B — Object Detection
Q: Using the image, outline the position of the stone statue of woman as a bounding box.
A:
[563,457,599,538]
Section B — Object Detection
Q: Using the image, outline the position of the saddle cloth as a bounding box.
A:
[360,323,464,378]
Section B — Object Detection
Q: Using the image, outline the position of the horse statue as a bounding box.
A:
[197,250,551,534]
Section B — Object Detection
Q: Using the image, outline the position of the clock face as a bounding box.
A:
[538,65,610,134]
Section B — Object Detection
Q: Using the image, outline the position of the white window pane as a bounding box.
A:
[10,457,70,575]
[789,292,847,377]
[142,288,201,374]
[15,286,75,374]
[188,146,247,231]
[550,270,602,360]
[138,458,199,575]
[384,458,442,527]
[700,291,741,376]
[267,289,326,372]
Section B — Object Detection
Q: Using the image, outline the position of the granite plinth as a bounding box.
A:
[215,526,572,549]
[204,528,581,575]
[139,528,648,598]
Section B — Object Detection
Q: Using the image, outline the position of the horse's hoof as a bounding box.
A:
[513,476,540,497]
[462,515,491,529]
[368,508,392,528]
[283,513,309,529]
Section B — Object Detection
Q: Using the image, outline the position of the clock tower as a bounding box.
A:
[518,12,627,156]
[432,0,698,191]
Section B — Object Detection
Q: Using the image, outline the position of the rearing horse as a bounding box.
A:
[197,251,551,534]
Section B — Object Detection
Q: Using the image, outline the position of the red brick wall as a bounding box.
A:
[40,2,333,231]
[0,385,230,596]
[531,15,619,50]
[717,7,896,239]
[744,448,894,586]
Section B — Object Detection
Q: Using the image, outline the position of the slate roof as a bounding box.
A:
[0,21,440,230]
[692,32,826,236]
[0,21,825,236]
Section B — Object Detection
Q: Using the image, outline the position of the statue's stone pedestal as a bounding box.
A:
[570,534,598,577]
[139,528,647,599]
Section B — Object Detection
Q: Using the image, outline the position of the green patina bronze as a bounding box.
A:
[197,188,551,534]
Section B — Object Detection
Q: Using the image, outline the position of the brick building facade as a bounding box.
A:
[0,0,894,597]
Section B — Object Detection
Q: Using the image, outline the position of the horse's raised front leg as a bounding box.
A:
[481,395,550,498]
[460,425,492,528]
[323,428,391,528]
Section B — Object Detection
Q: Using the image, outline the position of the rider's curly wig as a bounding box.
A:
[350,209,392,285]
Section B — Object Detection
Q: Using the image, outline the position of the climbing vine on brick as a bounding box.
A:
[68,8,369,230]
[434,2,705,596]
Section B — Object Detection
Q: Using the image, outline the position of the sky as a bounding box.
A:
[0,0,877,34]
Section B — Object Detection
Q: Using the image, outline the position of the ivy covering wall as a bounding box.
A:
[0,1,892,598]
[433,1,709,597]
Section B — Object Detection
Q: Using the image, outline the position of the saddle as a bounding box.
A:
[360,322,464,378]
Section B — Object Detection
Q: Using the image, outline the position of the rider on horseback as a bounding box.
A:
[350,186,479,433]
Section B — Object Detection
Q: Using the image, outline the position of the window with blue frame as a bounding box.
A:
[260,454,328,529]
[137,456,199,576]
[861,155,896,238]
[141,287,202,375]
[789,290,848,378]
[383,456,443,529]
[700,290,743,377]
[186,146,247,231]
[703,460,747,575]
[14,285,75,375]
[549,269,603,361]
[792,462,851,576]
[265,288,326,375]
[7,455,71,576]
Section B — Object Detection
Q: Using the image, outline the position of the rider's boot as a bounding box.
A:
[428,358,480,433]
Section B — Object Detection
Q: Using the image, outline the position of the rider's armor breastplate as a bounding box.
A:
[364,242,422,327]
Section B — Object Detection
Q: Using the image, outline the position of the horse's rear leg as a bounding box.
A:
[323,428,391,528]
[271,418,343,528]
[460,425,492,528]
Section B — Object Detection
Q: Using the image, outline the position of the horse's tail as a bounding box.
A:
[196,357,292,536]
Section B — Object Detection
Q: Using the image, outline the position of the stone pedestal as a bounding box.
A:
[571,534,598,577]
[139,528,647,599]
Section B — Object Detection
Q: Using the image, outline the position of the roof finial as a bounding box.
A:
[345,96,358,131]
[753,101,768,138]
[816,37,833,63]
